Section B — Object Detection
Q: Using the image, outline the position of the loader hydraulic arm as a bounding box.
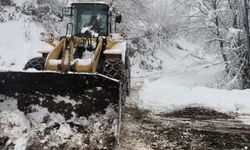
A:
[44,36,104,73]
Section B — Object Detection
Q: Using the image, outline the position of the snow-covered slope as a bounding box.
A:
[0,13,50,70]
[139,38,250,118]
[0,1,64,70]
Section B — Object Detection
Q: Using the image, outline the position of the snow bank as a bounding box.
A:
[141,80,250,114]
[139,39,250,116]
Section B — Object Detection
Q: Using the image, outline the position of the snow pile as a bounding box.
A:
[139,38,250,116]
[0,95,118,149]
[0,102,118,149]
[26,105,118,149]
[0,111,30,150]
[141,80,250,114]
[26,105,65,124]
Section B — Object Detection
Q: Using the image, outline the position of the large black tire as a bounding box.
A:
[103,59,127,102]
[103,59,126,80]
[125,54,131,96]
[102,59,127,147]
[23,57,45,71]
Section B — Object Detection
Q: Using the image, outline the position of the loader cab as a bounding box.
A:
[71,3,109,37]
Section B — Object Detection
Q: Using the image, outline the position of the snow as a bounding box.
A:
[0,96,18,112]
[139,39,250,117]
[104,41,126,62]
[76,58,93,65]
[52,96,81,106]
[207,7,226,21]
[0,103,118,149]
[55,124,73,142]
[48,51,95,66]
[48,59,62,65]
[1,0,250,148]
[141,80,250,113]
[239,116,250,125]
[11,0,34,7]
[110,33,124,41]
[27,105,66,124]
[227,28,244,40]
[73,51,94,65]
[0,9,51,71]
[0,110,30,150]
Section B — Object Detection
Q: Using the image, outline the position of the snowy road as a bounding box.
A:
[120,79,250,149]
[118,41,250,149]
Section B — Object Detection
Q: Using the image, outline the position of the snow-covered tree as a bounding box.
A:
[174,0,248,88]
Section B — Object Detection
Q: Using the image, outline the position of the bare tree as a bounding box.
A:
[198,0,231,72]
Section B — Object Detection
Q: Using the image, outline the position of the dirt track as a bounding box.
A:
[120,106,250,150]
[120,80,250,150]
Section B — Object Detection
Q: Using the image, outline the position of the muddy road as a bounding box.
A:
[120,80,250,150]
[120,106,250,150]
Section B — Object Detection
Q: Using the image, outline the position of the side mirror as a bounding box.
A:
[115,15,122,24]
[40,32,55,43]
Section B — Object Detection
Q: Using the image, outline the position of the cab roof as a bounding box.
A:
[69,0,111,6]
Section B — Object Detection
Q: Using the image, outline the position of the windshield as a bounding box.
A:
[72,4,109,36]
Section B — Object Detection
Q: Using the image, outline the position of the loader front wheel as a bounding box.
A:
[125,54,131,96]
[23,57,45,71]
[103,59,126,102]
[103,59,126,81]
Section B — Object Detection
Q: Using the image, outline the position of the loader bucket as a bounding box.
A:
[0,71,121,119]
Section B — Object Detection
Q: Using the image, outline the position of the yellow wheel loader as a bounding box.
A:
[0,0,130,143]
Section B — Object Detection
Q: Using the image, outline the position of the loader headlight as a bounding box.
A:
[40,32,55,43]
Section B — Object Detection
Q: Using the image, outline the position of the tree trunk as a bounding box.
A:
[212,0,230,73]
[243,0,250,88]
[244,0,250,63]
